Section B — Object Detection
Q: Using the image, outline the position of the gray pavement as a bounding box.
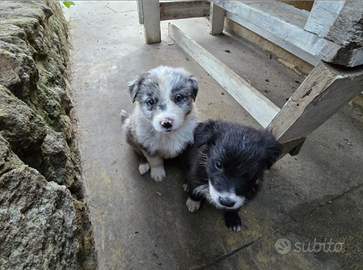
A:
[64,2,363,269]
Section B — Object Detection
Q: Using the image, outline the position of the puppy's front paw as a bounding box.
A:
[183,183,189,192]
[138,162,150,175]
[225,211,241,232]
[186,197,201,212]
[150,166,166,182]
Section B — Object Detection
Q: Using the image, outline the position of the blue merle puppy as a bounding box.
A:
[121,66,198,182]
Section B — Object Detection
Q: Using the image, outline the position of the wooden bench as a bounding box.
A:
[138,0,363,156]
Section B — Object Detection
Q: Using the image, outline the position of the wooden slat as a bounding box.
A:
[160,1,209,21]
[305,1,363,67]
[226,11,320,67]
[212,0,342,67]
[304,1,345,39]
[268,61,363,145]
[168,23,280,128]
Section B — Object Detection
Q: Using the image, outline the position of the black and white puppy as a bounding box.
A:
[121,66,198,182]
[182,120,281,231]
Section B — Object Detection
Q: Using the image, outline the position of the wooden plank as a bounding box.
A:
[212,0,341,66]
[141,0,161,44]
[325,1,363,47]
[168,23,280,128]
[304,1,363,48]
[304,1,345,39]
[268,61,363,145]
[210,2,225,35]
[226,11,320,67]
[304,1,363,67]
[160,1,209,21]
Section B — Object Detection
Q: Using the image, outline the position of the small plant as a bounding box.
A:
[62,1,75,8]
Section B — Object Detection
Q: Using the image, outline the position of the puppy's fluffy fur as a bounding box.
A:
[121,66,198,181]
[181,120,281,231]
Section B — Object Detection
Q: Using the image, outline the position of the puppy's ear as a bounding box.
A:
[194,120,215,148]
[128,73,148,103]
[188,75,198,101]
[264,134,282,169]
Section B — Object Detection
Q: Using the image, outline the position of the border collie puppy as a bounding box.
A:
[121,66,198,182]
[181,120,281,231]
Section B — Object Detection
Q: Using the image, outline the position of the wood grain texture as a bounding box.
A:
[212,0,363,67]
[268,61,363,144]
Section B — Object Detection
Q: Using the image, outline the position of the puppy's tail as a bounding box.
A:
[121,110,129,124]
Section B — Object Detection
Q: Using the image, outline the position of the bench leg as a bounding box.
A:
[210,3,225,35]
[139,0,161,44]
[268,61,363,156]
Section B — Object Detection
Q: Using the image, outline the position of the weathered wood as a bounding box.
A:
[141,0,161,44]
[160,1,209,21]
[305,1,363,47]
[268,61,363,146]
[211,0,363,67]
[304,1,345,39]
[305,1,363,67]
[210,2,225,35]
[225,11,321,67]
[168,23,280,128]
[212,0,339,66]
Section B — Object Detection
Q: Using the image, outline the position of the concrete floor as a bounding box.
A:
[64,2,363,270]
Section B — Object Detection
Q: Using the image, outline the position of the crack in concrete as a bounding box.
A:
[194,182,363,269]
[194,239,259,270]
[104,4,117,13]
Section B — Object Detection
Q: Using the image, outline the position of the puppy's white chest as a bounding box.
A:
[141,127,193,158]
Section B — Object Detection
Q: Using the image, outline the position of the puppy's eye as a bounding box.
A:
[147,99,155,106]
[174,94,184,103]
[215,161,222,170]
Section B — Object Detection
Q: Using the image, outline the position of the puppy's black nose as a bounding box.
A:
[161,118,173,129]
[219,196,236,207]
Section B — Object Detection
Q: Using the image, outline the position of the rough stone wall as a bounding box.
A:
[0,1,97,269]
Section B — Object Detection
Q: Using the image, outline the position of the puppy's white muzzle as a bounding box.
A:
[153,113,182,132]
[208,181,245,210]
